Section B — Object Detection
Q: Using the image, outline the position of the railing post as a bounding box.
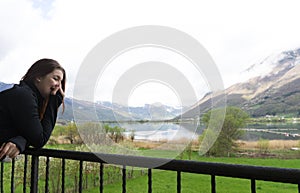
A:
[122,166,126,193]
[148,169,152,193]
[30,155,39,193]
[177,171,181,193]
[100,163,104,193]
[61,158,65,193]
[251,179,256,193]
[45,157,50,193]
[0,162,3,193]
[79,160,83,193]
[11,159,15,193]
[211,175,216,193]
[23,155,28,193]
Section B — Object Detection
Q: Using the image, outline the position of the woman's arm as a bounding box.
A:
[9,87,62,149]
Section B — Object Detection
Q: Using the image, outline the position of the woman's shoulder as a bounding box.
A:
[1,82,36,99]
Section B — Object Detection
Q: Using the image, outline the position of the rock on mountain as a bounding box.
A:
[180,47,300,118]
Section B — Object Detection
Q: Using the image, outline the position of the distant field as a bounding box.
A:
[238,139,299,149]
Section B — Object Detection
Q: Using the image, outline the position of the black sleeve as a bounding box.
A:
[9,89,62,149]
[8,136,27,152]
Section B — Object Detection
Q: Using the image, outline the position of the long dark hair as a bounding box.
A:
[22,58,66,119]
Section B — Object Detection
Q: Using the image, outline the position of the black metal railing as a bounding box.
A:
[1,148,300,193]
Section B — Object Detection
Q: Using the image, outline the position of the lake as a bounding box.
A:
[109,122,300,142]
[107,121,201,142]
[241,122,300,141]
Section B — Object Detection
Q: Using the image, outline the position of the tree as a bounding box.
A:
[130,129,135,142]
[64,122,79,144]
[104,124,125,143]
[200,106,249,156]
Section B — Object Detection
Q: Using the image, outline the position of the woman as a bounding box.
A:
[0,58,66,160]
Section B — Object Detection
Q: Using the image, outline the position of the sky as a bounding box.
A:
[1,0,300,107]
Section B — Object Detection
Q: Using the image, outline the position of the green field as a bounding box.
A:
[85,170,298,193]
[80,152,300,193]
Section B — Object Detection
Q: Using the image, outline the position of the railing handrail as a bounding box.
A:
[24,148,300,184]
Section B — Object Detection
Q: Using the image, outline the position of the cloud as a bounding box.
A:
[1,0,300,105]
[31,0,54,19]
[0,0,46,82]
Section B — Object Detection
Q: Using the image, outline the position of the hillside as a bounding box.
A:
[180,48,300,118]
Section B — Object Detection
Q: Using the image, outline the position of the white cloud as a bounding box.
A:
[0,0,45,81]
[1,0,300,106]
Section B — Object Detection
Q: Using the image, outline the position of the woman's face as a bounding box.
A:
[35,69,64,98]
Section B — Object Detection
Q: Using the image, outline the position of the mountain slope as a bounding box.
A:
[180,48,300,118]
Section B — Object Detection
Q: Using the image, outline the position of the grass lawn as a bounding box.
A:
[83,152,300,193]
[84,169,299,193]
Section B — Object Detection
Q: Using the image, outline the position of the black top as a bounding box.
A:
[0,81,62,152]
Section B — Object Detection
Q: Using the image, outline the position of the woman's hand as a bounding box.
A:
[58,85,65,98]
[51,84,65,98]
[0,142,20,160]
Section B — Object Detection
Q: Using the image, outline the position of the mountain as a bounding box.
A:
[59,98,131,122]
[4,48,299,120]
[59,99,184,122]
[0,82,183,122]
[180,47,300,118]
[0,82,13,91]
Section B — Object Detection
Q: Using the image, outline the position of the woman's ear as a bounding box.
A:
[36,77,41,83]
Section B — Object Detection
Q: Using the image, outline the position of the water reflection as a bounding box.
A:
[108,121,202,141]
